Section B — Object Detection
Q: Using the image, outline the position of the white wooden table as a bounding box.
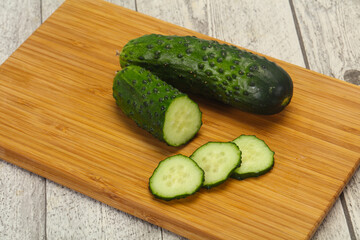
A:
[0,0,359,239]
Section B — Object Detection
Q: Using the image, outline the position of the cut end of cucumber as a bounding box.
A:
[149,155,204,200]
[163,95,202,146]
[232,135,274,179]
[191,142,241,188]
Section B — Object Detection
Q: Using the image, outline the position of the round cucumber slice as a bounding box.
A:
[149,154,204,200]
[190,142,241,188]
[232,135,274,180]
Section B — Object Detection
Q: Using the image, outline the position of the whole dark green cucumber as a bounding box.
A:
[113,65,202,147]
[119,34,293,114]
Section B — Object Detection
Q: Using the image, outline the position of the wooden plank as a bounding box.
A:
[41,0,164,239]
[42,0,135,21]
[292,0,360,239]
[0,161,46,240]
[135,2,214,239]
[137,0,304,65]
[312,200,351,240]
[46,180,162,239]
[42,0,66,22]
[0,0,41,64]
[0,0,359,239]
[130,1,202,238]
[344,171,360,239]
[0,1,46,240]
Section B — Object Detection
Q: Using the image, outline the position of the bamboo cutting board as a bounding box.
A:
[0,0,359,239]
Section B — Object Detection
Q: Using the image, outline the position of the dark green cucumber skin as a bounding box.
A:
[190,142,241,189]
[120,34,293,115]
[113,65,187,146]
[231,135,274,180]
[149,154,205,201]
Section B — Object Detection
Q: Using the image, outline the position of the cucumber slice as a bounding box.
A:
[149,154,204,200]
[190,142,241,189]
[232,135,274,180]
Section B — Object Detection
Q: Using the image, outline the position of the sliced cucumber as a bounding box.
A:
[149,154,204,200]
[113,65,202,147]
[232,135,274,180]
[190,142,241,189]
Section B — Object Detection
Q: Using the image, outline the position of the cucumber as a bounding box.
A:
[113,65,202,147]
[232,135,274,180]
[149,154,204,200]
[190,142,241,189]
[119,34,293,115]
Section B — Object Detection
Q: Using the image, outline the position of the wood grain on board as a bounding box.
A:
[0,1,46,239]
[41,0,167,239]
[0,0,359,239]
[292,0,360,238]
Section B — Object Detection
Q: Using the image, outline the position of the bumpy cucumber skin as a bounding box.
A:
[120,34,293,115]
[113,65,200,146]
[231,135,274,180]
[149,154,205,201]
[191,141,242,189]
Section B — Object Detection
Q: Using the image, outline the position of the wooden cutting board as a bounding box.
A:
[0,0,359,239]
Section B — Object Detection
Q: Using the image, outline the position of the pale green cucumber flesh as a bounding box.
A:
[232,135,274,180]
[163,95,202,146]
[149,154,204,200]
[191,142,241,188]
